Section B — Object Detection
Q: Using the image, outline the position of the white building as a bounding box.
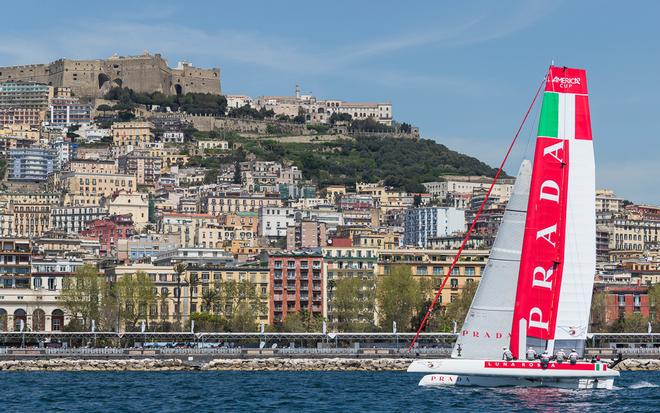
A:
[259,207,297,237]
[161,131,185,144]
[403,207,466,248]
[423,176,515,205]
[226,95,254,110]
[51,206,108,234]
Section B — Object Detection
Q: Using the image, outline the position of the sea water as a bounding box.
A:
[0,370,657,412]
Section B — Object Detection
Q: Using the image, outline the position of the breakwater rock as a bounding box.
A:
[202,358,414,371]
[0,358,187,371]
[613,358,660,371]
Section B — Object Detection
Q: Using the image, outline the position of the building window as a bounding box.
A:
[618,294,626,307]
[416,267,428,275]
[450,278,459,289]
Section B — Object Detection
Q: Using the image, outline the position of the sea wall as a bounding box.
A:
[0,357,657,372]
[612,358,660,371]
[0,358,413,372]
[201,358,414,371]
[0,358,187,371]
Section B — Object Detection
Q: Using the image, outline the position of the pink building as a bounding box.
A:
[268,251,324,324]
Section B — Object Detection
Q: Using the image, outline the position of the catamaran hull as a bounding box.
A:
[417,374,615,389]
[409,359,618,390]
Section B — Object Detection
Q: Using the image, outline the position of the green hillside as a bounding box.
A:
[192,136,500,193]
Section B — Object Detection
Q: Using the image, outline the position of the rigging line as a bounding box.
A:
[407,74,547,352]
[521,89,542,165]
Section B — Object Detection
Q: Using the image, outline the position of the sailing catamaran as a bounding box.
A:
[408,66,619,389]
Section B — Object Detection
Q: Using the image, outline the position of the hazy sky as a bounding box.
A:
[1,1,658,203]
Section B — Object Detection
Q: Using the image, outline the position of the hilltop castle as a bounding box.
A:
[0,52,220,99]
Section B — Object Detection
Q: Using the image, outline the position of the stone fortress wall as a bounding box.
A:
[0,52,220,99]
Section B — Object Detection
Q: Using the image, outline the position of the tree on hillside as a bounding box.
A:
[329,112,352,124]
[174,263,188,330]
[217,280,267,324]
[590,291,608,332]
[650,284,660,330]
[279,310,323,332]
[434,280,478,332]
[609,311,648,333]
[623,313,649,333]
[60,264,104,330]
[377,266,422,332]
[190,312,226,332]
[228,302,257,332]
[115,271,157,330]
[96,104,113,115]
[333,277,376,332]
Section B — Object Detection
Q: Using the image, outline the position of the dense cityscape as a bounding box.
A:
[0,52,656,341]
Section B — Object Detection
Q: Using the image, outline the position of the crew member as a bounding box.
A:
[539,350,550,369]
[502,347,513,361]
[555,348,566,363]
[526,347,537,361]
[569,349,579,365]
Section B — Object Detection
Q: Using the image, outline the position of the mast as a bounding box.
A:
[510,66,594,359]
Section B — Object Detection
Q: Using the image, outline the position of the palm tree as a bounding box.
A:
[202,288,221,313]
[174,263,188,331]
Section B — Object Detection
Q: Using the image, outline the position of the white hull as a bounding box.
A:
[418,374,615,389]
[409,359,618,390]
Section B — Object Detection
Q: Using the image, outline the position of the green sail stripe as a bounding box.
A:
[538,92,559,138]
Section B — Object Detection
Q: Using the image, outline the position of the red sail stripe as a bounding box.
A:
[575,94,592,140]
[510,137,570,358]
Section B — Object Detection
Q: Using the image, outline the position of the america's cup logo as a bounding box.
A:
[550,75,581,88]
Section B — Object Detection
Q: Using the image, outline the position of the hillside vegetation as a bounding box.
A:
[192,135,499,192]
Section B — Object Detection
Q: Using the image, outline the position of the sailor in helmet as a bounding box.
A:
[568,349,579,365]
[526,347,537,361]
[502,346,514,361]
[555,348,566,363]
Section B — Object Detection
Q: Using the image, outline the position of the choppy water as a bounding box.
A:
[0,370,657,412]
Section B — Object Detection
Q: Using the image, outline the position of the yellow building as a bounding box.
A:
[325,185,346,204]
[107,192,149,231]
[59,171,137,206]
[111,263,185,326]
[146,146,189,171]
[0,125,40,142]
[159,213,217,248]
[377,248,488,305]
[353,230,400,250]
[0,192,60,237]
[229,240,262,261]
[186,265,270,324]
[112,121,155,147]
[67,159,118,174]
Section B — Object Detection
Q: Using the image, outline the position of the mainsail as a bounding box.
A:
[510,66,595,358]
[452,161,531,359]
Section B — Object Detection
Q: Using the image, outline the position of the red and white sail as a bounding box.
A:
[452,161,531,359]
[510,66,596,358]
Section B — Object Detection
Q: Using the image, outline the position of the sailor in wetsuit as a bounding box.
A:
[539,350,550,369]
[569,349,579,365]
[555,348,566,363]
[502,346,514,361]
[526,347,537,361]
